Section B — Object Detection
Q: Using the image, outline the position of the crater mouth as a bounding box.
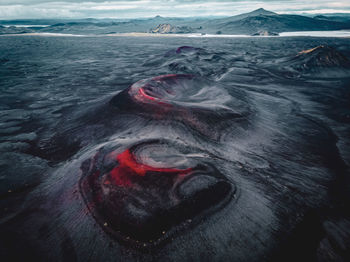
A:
[79,140,235,248]
[111,74,248,112]
[109,74,250,139]
[126,74,236,110]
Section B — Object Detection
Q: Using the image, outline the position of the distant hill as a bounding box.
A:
[314,15,350,23]
[150,24,194,34]
[251,30,279,36]
[0,26,33,34]
[1,8,350,35]
[210,8,276,24]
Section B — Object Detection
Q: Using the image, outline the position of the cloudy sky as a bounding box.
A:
[0,0,349,19]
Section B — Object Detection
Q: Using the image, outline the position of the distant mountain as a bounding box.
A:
[31,17,194,34]
[241,8,276,16]
[1,8,350,35]
[202,9,350,34]
[150,24,194,34]
[0,26,33,35]
[314,15,350,23]
[213,8,276,23]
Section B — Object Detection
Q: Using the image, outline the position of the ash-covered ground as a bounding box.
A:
[0,36,350,261]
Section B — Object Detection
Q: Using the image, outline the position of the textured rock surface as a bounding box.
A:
[150,23,194,34]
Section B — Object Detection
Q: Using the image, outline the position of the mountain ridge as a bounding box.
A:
[1,8,350,35]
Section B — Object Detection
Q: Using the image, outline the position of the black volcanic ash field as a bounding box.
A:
[0,36,350,261]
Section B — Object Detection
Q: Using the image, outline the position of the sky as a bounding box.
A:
[0,0,350,20]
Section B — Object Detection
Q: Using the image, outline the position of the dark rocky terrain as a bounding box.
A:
[0,35,350,261]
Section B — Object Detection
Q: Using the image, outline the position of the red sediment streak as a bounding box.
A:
[138,87,170,106]
[139,87,158,102]
[109,149,192,186]
[132,74,195,106]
